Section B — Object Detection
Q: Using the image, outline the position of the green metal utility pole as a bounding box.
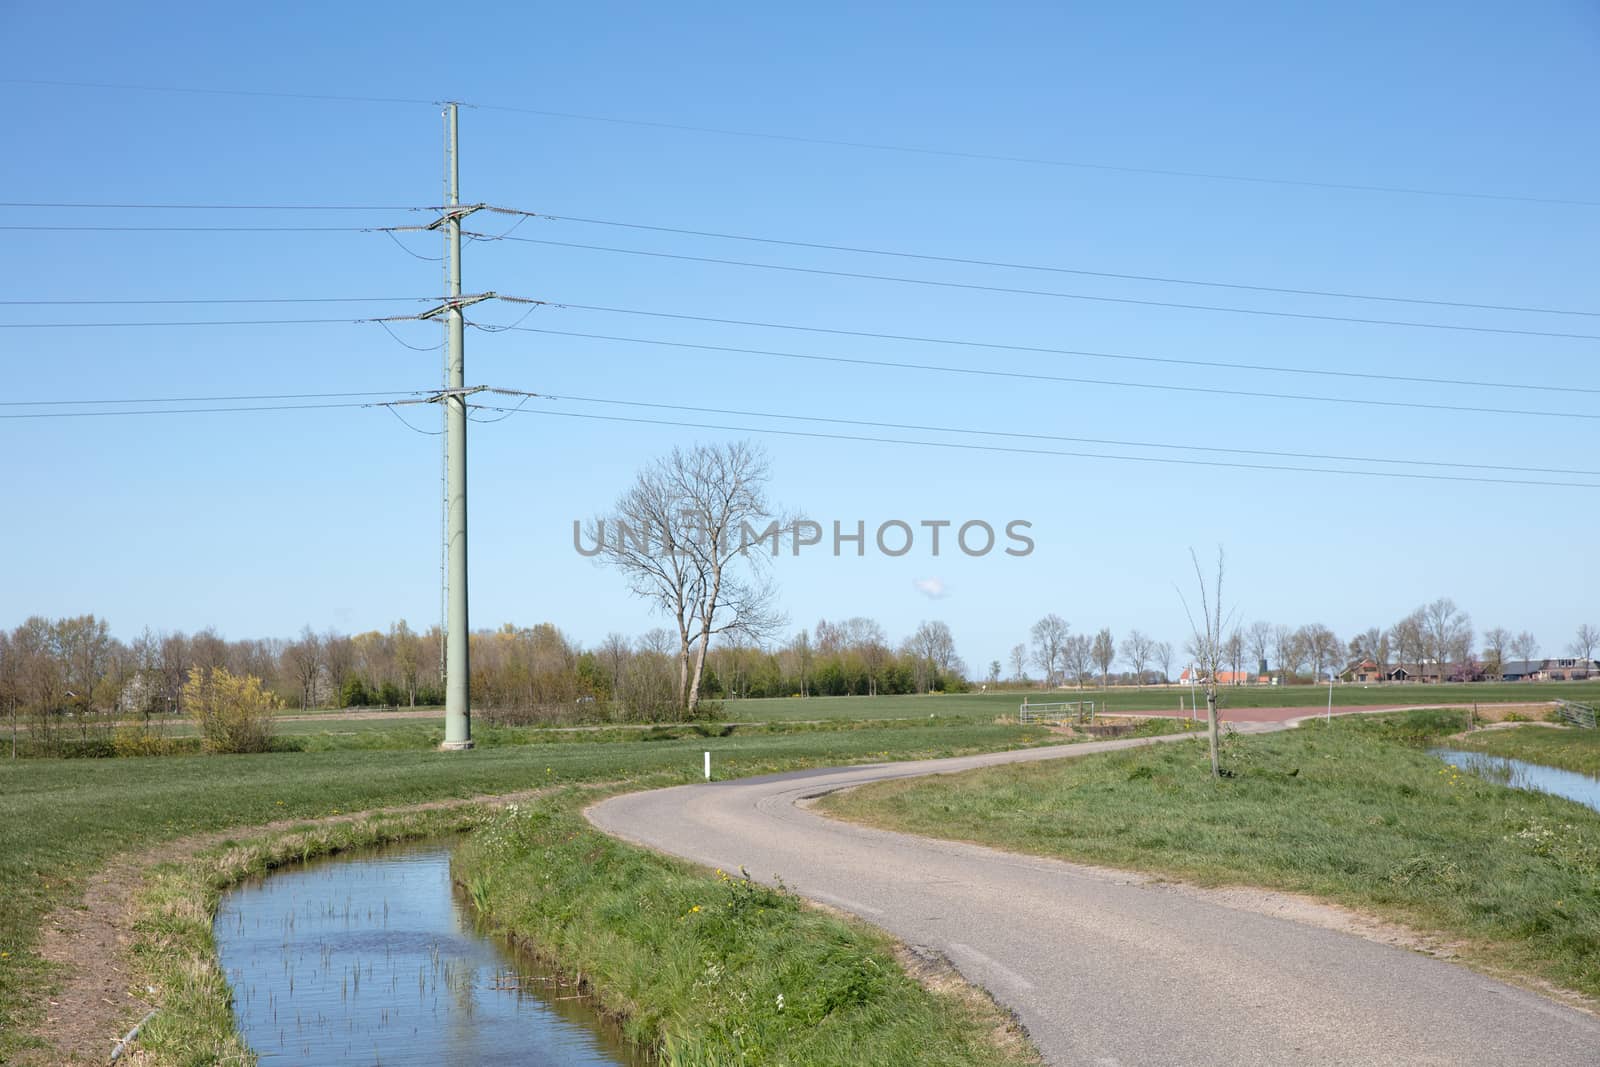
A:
[440,102,473,751]
[398,106,496,750]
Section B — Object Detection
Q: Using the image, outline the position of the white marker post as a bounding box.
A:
[704,751,711,781]
[1326,674,1334,723]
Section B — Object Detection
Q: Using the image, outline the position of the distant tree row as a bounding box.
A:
[1008,601,1597,690]
[1013,615,1168,689]
[0,613,974,753]
[697,618,969,700]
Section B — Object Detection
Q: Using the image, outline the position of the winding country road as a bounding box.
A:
[588,723,1600,1066]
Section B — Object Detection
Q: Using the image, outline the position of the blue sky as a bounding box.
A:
[3,1,1597,671]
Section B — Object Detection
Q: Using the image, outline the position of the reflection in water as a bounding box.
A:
[1431,748,1600,814]
[215,842,646,1066]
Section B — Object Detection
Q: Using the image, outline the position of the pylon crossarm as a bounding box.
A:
[416,291,498,320]
[423,203,487,230]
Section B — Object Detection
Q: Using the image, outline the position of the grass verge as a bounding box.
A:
[454,790,1038,1067]
[1455,725,1600,778]
[820,709,1600,1001]
[0,719,1060,1062]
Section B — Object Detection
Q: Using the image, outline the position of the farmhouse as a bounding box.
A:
[1501,658,1599,682]
[1341,659,1384,683]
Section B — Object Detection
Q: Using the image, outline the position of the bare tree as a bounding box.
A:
[1481,627,1509,680]
[188,626,229,674]
[1572,623,1599,663]
[55,615,113,739]
[910,620,962,689]
[1179,547,1232,778]
[858,620,889,696]
[1347,626,1390,678]
[1153,640,1174,685]
[1029,614,1069,688]
[597,632,631,698]
[390,620,421,706]
[1510,631,1540,670]
[1297,624,1340,683]
[157,631,188,715]
[282,627,324,710]
[1008,643,1028,685]
[1091,628,1116,689]
[1419,598,1472,682]
[1271,624,1296,684]
[1062,633,1094,691]
[590,440,787,716]
[639,627,675,657]
[1391,610,1425,676]
[0,629,17,758]
[1246,621,1274,676]
[1123,629,1154,687]
[1224,629,1245,683]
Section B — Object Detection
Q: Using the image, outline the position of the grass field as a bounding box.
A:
[724,680,1600,722]
[821,710,1600,1001]
[0,718,1062,1063]
[43,679,1583,742]
[1457,725,1600,778]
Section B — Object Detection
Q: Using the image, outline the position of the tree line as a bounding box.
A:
[0,612,973,753]
[1012,599,1598,690]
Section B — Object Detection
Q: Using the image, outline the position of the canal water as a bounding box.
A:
[214,841,647,1066]
[1431,747,1600,814]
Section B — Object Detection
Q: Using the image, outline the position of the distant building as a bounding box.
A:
[1341,660,1384,683]
[1500,658,1599,682]
[1384,660,1459,683]
[1178,668,1269,686]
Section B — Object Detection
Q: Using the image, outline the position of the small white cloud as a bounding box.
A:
[914,577,947,599]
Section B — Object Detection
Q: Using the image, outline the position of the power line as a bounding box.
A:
[471,404,1600,489]
[0,389,427,407]
[0,401,387,420]
[381,228,445,261]
[528,212,1600,320]
[0,201,424,210]
[0,225,373,233]
[376,319,444,351]
[475,234,1600,343]
[502,323,1600,422]
[507,300,1600,397]
[532,392,1600,478]
[383,404,444,435]
[4,77,1590,209]
[463,107,1600,210]
[0,77,437,107]
[0,296,431,306]
[0,318,367,328]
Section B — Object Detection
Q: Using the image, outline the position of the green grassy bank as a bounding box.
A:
[454,791,1036,1067]
[821,710,1600,1000]
[1456,725,1600,777]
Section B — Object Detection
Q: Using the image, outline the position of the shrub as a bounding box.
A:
[339,676,371,708]
[184,667,279,754]
[112,727,202,758]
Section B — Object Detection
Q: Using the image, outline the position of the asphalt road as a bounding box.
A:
[588,725,1600,1066]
